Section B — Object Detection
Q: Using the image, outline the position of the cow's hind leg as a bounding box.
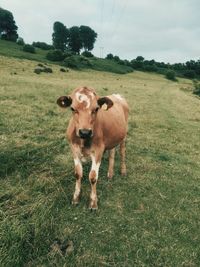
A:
[120,139,127,176]
[107,148,115,179]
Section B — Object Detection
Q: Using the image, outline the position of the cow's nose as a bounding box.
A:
[79,129,92,139]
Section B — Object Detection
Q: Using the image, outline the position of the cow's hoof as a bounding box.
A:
[72,197,80,206]
[89,201,98,211]
[121,169,127,176]
[107,171,114,179]
[89,206,98,211]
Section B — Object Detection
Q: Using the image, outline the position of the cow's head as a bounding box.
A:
[57,87,113,139]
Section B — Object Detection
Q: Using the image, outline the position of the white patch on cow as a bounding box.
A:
[74,183,80,199]
[90,155,100,179]
[62,100,66,106]
[73,157,83,200]
[74,157,83,173]
[74,157,81,166]
[75,92,90,108]
[112,94,123,101]
[90,190,96,201]
[81,156,87,163]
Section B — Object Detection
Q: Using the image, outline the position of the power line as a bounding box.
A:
[110,0,116,23]
[100,0,104,42]
[99,46,104,58]
[110,0,127,40]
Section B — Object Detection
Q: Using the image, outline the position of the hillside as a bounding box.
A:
[0,40,133,74]
[0,55,200,267]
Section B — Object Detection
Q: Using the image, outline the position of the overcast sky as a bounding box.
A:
[1,0,200,63]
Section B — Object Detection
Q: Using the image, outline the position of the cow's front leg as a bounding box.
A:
[89,153,102,210]
[72,156,83,205]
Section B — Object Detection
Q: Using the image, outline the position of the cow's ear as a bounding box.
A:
[57,96,72,108]
[97,97,113,110]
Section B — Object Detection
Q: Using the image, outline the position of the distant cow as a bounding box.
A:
[57,86,129,210]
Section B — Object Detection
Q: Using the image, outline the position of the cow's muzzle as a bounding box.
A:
[79,129,93,139]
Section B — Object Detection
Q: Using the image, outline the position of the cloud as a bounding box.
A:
[1,0,200,63]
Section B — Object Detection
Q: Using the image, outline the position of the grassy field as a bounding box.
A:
[0,55,200,267]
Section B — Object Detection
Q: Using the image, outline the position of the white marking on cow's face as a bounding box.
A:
[113,94,123,101]
[75,92,91,108]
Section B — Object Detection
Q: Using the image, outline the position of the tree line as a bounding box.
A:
[106,54,200,80]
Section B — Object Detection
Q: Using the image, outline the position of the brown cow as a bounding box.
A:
[57,86,129,210]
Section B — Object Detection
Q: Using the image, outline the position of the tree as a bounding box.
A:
[0,7,18,41]
[79,25,97,51]
[136,56,144,62]
[52,21,69,51]
[68,26,82,54]
[106,53,114,60]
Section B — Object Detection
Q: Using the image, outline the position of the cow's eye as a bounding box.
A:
[71,107,78,113]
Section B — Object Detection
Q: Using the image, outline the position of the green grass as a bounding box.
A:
[0,39,49,63]
[0,55,200,267]
[0,40,133,74]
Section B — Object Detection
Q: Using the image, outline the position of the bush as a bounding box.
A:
[81,51,94,58]
[193,80,200,96]
[37,63,44,67]
[23,44,35,53]
[60,68,69,72]
[16,37,25,46]
[64,51,75,58]
[43,67,53,73]
[118,60,125,65]
[113,55,120,62]
[165,70,176,81]
[63,55,92,69]
[32,41,53,50]
[63,56,78,69]
[34,68,42,74]
[144,64,158,72]
[183,70,196,79]
[46,50,65,61]
[34,66,53,74]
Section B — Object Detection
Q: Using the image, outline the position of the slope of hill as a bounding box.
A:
[0,55,200,267]
[0,40,133,74]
